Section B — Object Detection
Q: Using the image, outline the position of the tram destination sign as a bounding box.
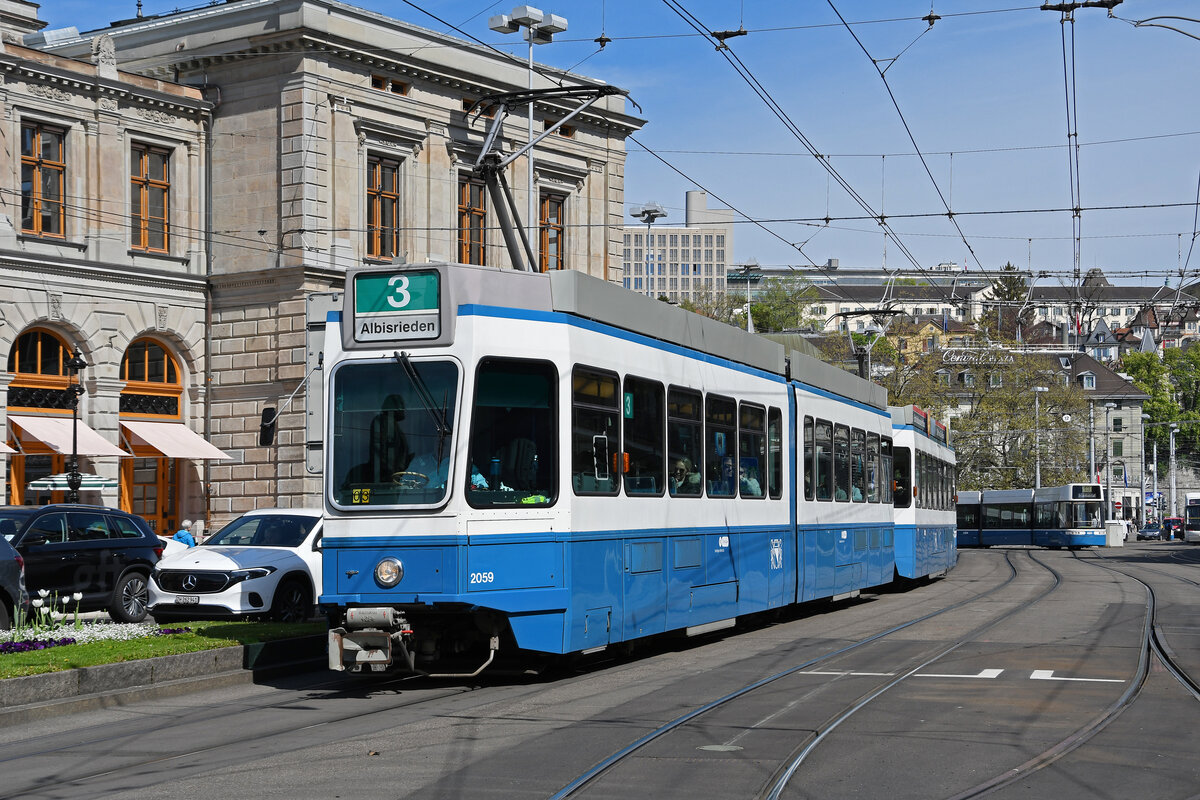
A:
[351,269,441,342]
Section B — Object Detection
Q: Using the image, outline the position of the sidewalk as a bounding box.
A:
[0,633,326,725]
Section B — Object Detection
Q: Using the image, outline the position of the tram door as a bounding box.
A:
[623,538,667,639]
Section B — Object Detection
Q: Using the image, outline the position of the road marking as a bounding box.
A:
[916,668,1005,679]
[1030,669,1124,683]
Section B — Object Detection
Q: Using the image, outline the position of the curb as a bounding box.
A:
[0,635,326,725]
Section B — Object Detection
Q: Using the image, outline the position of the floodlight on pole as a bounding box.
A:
[630,203,667,296]
[489,6,567,272]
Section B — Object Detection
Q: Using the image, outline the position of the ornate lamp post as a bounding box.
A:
[65,348,87,503]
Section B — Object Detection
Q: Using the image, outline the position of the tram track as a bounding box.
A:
[938,546,1200,799]
[548,549,1061,800]
[0,554,1008,799]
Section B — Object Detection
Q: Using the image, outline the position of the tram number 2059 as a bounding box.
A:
[469,571,496,585]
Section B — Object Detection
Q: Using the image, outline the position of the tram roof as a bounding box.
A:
[546,270,887,411]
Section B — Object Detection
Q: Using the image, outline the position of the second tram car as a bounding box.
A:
[891,406,957,578]
[319,263,956,675]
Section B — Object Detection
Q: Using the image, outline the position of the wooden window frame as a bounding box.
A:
[21,121,66,238]
[367,154,401,259]
[120,338,182,420]
[458,177,487,266]
[130,143,171,253]
[539,193,565,272]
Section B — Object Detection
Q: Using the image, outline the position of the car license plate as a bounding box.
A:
[176,595,200,605]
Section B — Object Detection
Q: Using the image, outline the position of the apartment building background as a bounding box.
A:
[621,190,733,303]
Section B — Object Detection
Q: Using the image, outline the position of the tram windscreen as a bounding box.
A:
[1185,505,1200,531]
[329,359,459,508]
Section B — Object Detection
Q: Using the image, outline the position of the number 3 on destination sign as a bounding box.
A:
[386,275,411,309]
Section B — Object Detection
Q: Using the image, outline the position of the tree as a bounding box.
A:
[984,262,1034,339]
[892,347,1089,490]
[748,278,819,332]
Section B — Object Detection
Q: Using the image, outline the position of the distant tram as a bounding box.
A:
[1184,492,1200,543]
[956,483,1105,549]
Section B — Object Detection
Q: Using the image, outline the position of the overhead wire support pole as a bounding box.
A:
[468,86,628,272]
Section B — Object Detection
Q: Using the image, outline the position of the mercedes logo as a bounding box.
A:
[182,574,198,591]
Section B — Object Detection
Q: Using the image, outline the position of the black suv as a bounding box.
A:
[0,535,28,629]
[0,505,161,623]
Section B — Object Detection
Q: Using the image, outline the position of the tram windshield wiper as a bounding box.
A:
[395,351,451,460]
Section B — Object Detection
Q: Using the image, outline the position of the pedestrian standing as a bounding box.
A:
[172,519,196,548]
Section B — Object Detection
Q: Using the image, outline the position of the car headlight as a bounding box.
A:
[230,566,277,583]
[374,557,404,587]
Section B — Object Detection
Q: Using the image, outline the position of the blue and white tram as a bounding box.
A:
[1184,492,1200,543]
[977,488,1035,546]
[320,263,930,675]
[956,490,982,547]
[890,406,957,578]
[1031,483,1105,547]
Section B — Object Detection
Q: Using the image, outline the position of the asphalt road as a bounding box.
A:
[1,541,1197,800]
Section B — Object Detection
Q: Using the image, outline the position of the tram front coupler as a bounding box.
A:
[328,607,415,673]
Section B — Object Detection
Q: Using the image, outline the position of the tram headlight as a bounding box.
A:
[374,557,404,587]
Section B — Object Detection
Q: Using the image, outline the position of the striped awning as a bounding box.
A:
[27,472,119,491]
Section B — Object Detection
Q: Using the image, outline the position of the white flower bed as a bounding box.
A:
[2,621,168,645]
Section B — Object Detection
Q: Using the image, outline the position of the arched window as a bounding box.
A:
[6,328,75,504]
[119,337,184,533]
[6,328,72,409]
[120,338,181,417]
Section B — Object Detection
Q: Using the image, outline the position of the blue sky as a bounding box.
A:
[43,1,1200,285]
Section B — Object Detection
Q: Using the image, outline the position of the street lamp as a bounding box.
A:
[489,6,568,270]
[1033,386,1048,488]
[65,348,88,503]
[1169,422,1179,518]
[1141,412,1150,525]
[630,202,666,296]
[1104,402,1116,520]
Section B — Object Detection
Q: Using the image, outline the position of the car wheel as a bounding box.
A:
[0,600,10,631]
[110,571,150,623]
[270,578,312,623]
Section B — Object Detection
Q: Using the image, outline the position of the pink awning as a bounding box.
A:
[120,420,232,460]
[0,441,14,455]
[8,415,129,457]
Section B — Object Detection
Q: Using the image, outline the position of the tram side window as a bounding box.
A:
[738,403,765,498]
[1034,501,1060,528]
[571,367,620,495]
[958,503,980,529]
[893,446,912,508]
[833,424,850,502]
[814,418,833,501]
[881,437,893,504]
[623,376,665,495]
[466,358,557,508]
[866,433,880,503]
[667,387,703,497]
[767,407,783,500]
[706,395,737,497]
[802,416,814,501]
[850,428,866,502]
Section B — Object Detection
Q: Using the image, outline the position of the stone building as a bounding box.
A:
[0,4,221,534]
[37,0,642,527]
